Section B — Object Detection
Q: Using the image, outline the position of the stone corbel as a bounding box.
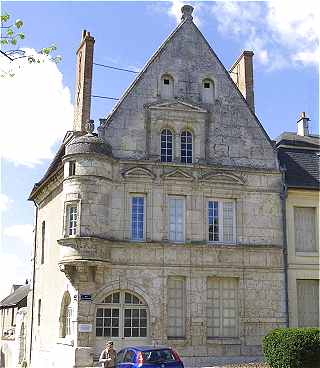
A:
[59,264,76,283]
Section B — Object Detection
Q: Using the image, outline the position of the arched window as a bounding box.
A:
[95,291,148,339]
[160,74,174,99]
[180,131,193,164]
[201,78,214,103]
[59,292,72,338]
[161,129,173,162]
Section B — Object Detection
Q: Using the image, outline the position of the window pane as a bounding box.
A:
[223,202,234,242]
[181,131,192,164]
[169,198,185,242]
[131,197,144,241]
[160,130,173,162]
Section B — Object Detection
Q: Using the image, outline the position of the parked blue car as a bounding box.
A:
[115,346,184,368]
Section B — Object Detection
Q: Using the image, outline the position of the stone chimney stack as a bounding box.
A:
[73,30,95,132]
[230,51,255,112]
[297,112,310,136]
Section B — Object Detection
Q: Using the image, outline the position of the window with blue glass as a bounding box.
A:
[131,197,145,241]
[208,200,235,243]
[181,131,192,164]
[161,129,173,162]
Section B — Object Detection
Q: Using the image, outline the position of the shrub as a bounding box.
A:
[263,327,320,368]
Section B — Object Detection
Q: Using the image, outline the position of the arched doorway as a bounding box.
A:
[94,290,150,355]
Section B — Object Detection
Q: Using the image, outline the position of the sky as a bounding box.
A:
[0,0,319,300]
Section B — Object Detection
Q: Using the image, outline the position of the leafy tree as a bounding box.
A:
[1,12,61,64]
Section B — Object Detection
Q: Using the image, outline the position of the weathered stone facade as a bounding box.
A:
[27,6,287,367]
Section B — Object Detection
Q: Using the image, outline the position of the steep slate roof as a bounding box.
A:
[99,14,273,148]
[276,132,320,190]
[0,284,30,309]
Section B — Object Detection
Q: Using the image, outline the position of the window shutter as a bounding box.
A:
[297,279,319,327]
[294,207,316,252]
[167,277,185,337]
[223,202,234,242]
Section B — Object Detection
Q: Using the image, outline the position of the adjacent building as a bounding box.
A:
[276,113,320,328]
[0,283,29,368]
[26,5,294,367]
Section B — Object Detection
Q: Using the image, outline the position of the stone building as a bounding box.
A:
[276,113,319,328]
[0,283,29,368]
[27,5,287,367]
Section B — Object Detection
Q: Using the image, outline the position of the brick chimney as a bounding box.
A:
[297,112,310,136]
[73,30,95,132]
[230,51,255,112]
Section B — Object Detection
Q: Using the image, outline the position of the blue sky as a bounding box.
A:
[0,1,318,299]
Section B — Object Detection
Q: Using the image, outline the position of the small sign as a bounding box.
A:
[80,293,92,301]
[79,323,92,333]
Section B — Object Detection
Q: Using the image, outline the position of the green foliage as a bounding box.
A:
[1,11,61,64]
[263,328,320,368]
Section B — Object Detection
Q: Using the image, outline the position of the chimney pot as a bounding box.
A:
[297,112,310,136]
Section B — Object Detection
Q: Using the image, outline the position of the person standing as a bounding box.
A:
[99,341,117,368]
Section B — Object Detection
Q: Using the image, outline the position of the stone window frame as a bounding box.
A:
[129,194,147,242]
[201,78,215,103]
[63,200,81,238]
[207,277,239,339]
[160,73,175,99]
[59,291,73,338]
[168,195,186,243]
[205,197,236,244]
[68,160,76,176]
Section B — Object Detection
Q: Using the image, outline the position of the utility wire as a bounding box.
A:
[91,95,119,100]
[93,62,139,74]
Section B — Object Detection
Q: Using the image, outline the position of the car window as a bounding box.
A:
[142,349,175,363]
[116,349,126,364]
[123,350,135,363]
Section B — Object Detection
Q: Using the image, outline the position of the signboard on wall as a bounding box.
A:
[80,293,92,301]
[79,323,93,333]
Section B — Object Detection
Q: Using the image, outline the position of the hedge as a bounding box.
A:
[263,327,320,368]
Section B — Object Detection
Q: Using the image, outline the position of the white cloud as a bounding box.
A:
[3,224,34,245]
[0,193,13,212]
[211,0,319,70]
[0,49,73,167]
[0,251,31,301]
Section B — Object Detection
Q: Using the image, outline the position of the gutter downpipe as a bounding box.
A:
[280,166,289,327]
[29,200,38,364]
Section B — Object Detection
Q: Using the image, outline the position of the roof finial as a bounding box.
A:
[86,119,95,134]
[181,4,194,21]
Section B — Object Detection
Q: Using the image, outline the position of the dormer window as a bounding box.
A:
[160,74,174,99]
[201,78,214,103]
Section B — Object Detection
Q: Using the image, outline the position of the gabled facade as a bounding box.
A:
[27,6,286,367]
[276,113,320,329]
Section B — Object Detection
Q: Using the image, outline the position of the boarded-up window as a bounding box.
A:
[294,207,317,252]
[297,279,319,327]
[167,276,185,338]
[207,277,239,337]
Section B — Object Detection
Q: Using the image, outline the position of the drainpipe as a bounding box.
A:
[280,166,289,327]
[29,201,38,364]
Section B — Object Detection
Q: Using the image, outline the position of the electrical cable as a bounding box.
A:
[93,62,139,74]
